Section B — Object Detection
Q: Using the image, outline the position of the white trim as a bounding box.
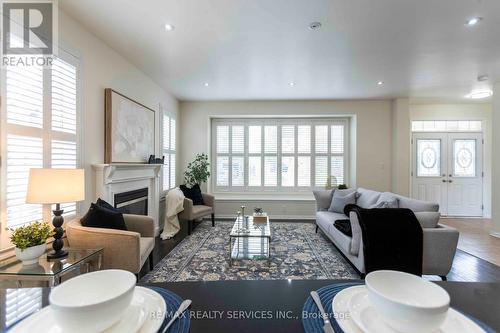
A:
[490,231,500,239]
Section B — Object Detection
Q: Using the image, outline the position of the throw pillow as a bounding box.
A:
[329,191,357,213]
[313,189,334,211]
[179,184,204,205]
[96,198,120,212]
[370,199,399,209]
[81,203,127,231]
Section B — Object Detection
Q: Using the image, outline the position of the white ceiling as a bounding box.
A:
[60,0,500,101]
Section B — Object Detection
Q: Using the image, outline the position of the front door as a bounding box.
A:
[412,132,483,217]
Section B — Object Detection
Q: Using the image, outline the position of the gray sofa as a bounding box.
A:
[314,188,459,280]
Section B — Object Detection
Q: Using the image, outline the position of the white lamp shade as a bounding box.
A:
[26,169,85,204]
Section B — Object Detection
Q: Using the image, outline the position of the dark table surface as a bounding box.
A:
[2,280,499,332]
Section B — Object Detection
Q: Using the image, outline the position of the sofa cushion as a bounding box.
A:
[139,237,155,266]
[316,212,352,253]
[398,196,439,212]
[191,205,213,218]
[313,189,334,211]
[81,203,127,231]
[329,191,357,213]
[356,188,382,208]
[414,212,440,228]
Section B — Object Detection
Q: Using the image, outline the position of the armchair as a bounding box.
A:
[66,214,155,277]
[178,193,215,235]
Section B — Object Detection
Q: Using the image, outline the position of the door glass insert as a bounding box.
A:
[453,139,476,177]
[417,139,441,177]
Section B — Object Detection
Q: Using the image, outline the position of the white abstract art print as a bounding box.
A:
[105,89,155,163]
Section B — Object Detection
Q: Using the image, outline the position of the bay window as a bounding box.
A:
[212,118,349,193]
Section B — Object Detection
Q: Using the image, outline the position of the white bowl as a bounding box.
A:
[365,270,450,333]
[49,269,136,333]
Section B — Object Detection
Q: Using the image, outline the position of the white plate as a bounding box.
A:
[331,286,364,333]
[348,287,484,333]
[10,286,167,333]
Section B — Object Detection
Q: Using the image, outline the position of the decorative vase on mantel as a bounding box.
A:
[15,244,46,265]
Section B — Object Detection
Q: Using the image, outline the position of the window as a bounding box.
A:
[1,51,80,229]
[412,120,482,132]
[162,113,176,191]
[4,288,43,327]
[212,118,349,192]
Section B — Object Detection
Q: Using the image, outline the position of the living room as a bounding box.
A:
[0,0,499,332]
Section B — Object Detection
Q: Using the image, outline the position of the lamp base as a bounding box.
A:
[47,249,68,260]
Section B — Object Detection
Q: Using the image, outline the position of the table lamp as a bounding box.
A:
[26,168,85,259]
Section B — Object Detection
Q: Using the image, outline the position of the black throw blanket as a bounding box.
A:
[334,220,352,237]
[346,205,423,276]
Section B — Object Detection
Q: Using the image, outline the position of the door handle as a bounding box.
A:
[442,179,447,183]
[448,180,453,183]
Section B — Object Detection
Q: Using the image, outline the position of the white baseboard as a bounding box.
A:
[490,231,500,239]
[215,214,315,221]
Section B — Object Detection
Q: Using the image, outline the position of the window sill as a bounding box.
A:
[212,192,315,201]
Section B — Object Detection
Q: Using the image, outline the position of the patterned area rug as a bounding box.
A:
[142,221,358,282]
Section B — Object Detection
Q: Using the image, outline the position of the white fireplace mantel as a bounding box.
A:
[92,164,162,235]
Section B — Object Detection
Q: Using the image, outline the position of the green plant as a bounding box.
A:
[184,153,210,186]
[10,222,53,251]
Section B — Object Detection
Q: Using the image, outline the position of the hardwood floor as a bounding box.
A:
[140,220,500,282]
[440,218,500,266]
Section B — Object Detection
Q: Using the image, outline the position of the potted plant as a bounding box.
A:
[10,222,53,265]
[184,153,210,186]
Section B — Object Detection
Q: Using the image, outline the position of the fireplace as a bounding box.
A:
[114,188,148,215]
[92,163,162,235]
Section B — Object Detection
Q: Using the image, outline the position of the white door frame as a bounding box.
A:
[411,131,484,217]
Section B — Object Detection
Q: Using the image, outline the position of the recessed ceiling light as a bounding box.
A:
[466,17,482,26]
[465,89,492,99]
[309,22,322,30]
[164,23,175,31]
[377,81,384,85]
[204,82,209,87]
[289,82,295,86]
[477,75,489,82]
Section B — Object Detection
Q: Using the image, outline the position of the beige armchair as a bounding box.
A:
[178,193,215,235]
[66,214,155,277]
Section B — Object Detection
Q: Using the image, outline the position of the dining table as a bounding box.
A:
[1,279,499,332]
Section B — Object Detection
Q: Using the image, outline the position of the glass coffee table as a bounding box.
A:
[0,248,103,287]
[229,216,271,266]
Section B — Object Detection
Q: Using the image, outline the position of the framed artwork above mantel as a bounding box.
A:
[104,88,155,163]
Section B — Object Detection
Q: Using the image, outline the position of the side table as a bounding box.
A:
[0,247,103,287]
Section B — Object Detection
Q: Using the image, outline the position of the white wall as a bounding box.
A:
[392,99,411,196]
[491,84,500,237]
[179,100,393,218]
[409,103,493,218]
[59,11,179,212]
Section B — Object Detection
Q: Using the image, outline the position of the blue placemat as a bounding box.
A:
[4,286,190,333]
[146,286,190,333]
[302,282,495,333]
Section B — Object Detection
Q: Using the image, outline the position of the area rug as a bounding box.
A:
[142,221,359,282]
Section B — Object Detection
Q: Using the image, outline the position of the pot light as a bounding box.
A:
[289,82,295,87]
[309,22,322,30]
[465,89,492,99]
[466,17,482,26]
[204,82,209,87]
[164,23,175,31]
[377,81,384,86]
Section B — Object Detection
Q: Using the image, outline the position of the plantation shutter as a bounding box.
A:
[212,118,348,192]
[2,52,80,228]
[162,113,176,191]
[5,289,43,327]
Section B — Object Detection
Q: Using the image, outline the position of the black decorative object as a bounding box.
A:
[148,155,166,164]
[47,204,68,259]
